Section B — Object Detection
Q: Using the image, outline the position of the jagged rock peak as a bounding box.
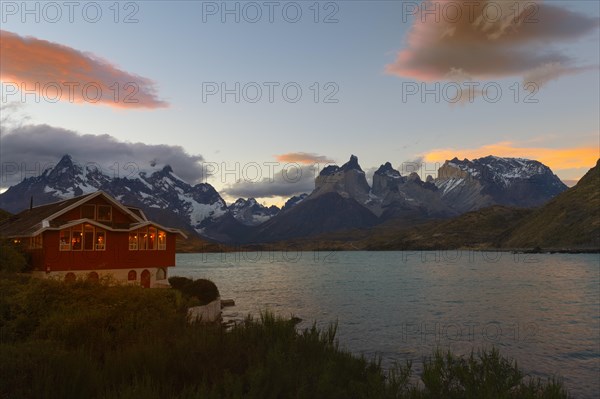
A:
[319,155,363,176]
[229,197,279,226]
[340,154,363,173]
[408,172,422,182]
[319,165,340,176]
[58,154,73,164]
[47,154,82,179]
[161,164,174,174]
[282,193,308,212]
[52,154,77,172]
[375,162,401,178]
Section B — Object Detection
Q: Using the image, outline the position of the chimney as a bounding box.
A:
[29,196,33,211]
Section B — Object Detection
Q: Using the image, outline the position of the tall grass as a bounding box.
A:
[0,274,569,398]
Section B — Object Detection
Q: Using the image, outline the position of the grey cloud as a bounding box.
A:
[223,165,316,199]
[1,124,206,187]
[386,1,599,88]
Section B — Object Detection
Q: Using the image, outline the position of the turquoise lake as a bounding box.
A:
[174,251,600,398]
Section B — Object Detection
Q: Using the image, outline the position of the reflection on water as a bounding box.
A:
[174,251,600,398]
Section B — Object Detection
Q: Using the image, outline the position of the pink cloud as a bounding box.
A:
[275,152,335,165]
[0,30,168,109]
[386,1,599,87]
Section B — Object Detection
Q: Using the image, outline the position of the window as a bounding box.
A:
[156,268,166,280]
[128,270,137,281]
[97,205,112,221]
[95,230,106,250]
[60,225,108,251]
[64,272,76,283]
[158,231,166,250]
[148,227,157,250]
[87,272,99,283]
[29,235,43,249]
[72,227,82,250]
[128,233,138,250]
[139,229,148,250]
[59,230,71,251]
[81,205,95,219]
[83,224,94,251]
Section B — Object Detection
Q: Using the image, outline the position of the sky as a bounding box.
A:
[1,0,599,206]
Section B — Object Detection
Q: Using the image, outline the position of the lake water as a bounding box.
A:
[174,251,600,398]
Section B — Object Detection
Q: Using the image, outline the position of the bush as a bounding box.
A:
[0,276,570,399]
[168,276,220,305]
[0,240,28,273]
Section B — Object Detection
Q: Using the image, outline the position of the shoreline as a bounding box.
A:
[177,247,600,255]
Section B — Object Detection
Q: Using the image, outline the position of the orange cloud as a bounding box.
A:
[275,152,335,165]
[0,30,168,109]
[386,0,599,87]
[423,141,599,171]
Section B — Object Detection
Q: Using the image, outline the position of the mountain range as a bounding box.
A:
[0,153,575,247]
[256,159,600,251]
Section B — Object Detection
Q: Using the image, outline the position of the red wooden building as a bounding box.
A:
[0,191,186,287]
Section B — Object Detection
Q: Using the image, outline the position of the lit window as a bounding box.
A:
[148,227,157,250]
[83,224,94,251]
[95,230,106,250]
[72,227,82,251]
[129,233,138,250]
[97,205,112,221]
[158,231,166,250]
[59,230,71,251]
[81,205,95,219]
[29,235,43,249]
[139,229,148,250]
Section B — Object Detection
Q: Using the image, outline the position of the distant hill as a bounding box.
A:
[0,209,11,223]
[249,192,379,242]
[503,159,600,250]
[361,206,532,250]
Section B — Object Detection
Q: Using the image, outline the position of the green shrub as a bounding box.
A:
[0,239,28,273]
[419,348,569,399]
[168,276,220,305]
[0,276,571,399]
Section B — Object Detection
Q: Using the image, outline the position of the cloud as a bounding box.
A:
[423,141,599,171]
[223,164,316,199]
[0,30,168,109]
[0,124,206,188]
[221,153,334,199]
[386,0,599,88]
[275,152,335,165]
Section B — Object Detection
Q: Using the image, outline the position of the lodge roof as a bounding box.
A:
[0,194,94,237]
[0,191,186,238]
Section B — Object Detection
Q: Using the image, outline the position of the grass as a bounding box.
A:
[0,274,570,399]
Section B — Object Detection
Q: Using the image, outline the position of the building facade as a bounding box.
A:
[0,191,186,287]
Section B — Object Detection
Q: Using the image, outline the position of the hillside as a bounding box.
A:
[0,209,11,223]
[360,206,532,250]
[503,159,600,250]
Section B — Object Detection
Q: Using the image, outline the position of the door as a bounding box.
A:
[140,269,151,288]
